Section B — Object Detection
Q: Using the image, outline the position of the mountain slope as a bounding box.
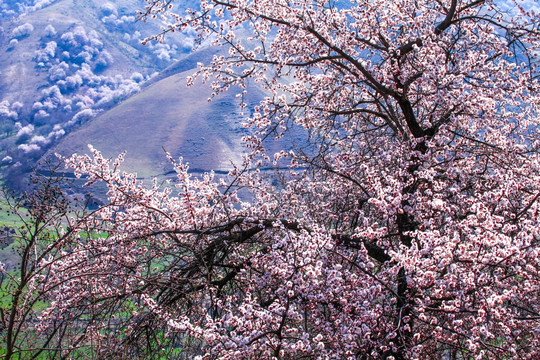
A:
[0,0,196,186]
[46,65,263,178]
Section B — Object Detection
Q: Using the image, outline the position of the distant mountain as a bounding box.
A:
[46,52,262,179]
[1,0,308,193]
[0,0,199,188]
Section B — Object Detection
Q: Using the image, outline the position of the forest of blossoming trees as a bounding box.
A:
[1,0,540,359]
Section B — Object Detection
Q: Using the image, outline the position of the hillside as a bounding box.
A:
[46,62,261,178]
[0,0,198,188]
[0,0,308,192]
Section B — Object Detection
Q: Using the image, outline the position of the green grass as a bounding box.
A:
[0,197,26,228]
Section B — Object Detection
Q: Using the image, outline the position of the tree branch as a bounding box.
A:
[435,0,458,35]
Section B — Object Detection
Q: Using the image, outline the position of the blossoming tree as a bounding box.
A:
[34,0,540,358]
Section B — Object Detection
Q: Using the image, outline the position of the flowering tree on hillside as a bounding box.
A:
[32,0,540,359]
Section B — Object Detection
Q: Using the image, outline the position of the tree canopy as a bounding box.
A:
[3,0,540,359]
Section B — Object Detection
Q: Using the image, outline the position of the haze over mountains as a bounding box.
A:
[0,0,263,189]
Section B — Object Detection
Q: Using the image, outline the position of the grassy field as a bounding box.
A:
[0,196,25,227]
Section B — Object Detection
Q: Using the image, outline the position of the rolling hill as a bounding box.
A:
[0,0,200,188]
[46,56,261,178]
[1,0,308,193]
